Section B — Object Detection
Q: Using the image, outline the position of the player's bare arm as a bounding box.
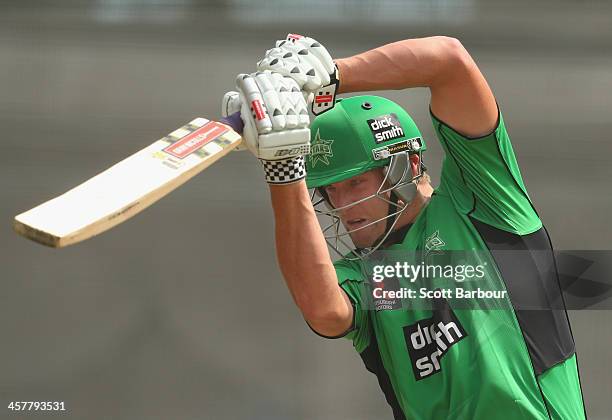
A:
[270,182,353,337]
[336,36,498,137]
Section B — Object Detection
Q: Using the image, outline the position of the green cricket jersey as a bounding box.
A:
[331,110,586,419]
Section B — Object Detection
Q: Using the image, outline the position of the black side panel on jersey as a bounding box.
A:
[360,339,406,420]
[471,218,575,374]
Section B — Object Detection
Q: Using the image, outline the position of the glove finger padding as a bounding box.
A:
[257,35,335,93]
[236,73,273,135]
[252,71,285,131]
[257,47,310,89]
[270,40,326,91]
[282,37,332,88]
[293,36,335,75]
[232,70,310,179]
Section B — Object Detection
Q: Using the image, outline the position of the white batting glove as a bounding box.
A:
[257,34,339,116]
[222,70,310,185]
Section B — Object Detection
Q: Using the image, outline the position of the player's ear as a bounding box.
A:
[409,153,421,178]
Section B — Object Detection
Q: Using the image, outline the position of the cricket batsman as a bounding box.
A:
[223,35,586,419]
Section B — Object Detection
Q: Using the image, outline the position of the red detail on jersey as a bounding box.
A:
[315,95,333,104]
[163,121,228,159]
[252,99,266,120]
[287,33,303,42]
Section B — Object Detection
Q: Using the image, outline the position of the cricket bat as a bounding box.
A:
[13,113,244,248]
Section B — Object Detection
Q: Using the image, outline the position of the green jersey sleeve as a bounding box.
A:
[431,107,542,235]
[334,260,372,353]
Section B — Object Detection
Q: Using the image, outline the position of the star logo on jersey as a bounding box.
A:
[425,230,445,254]
[309,129,334,167]
[424,230,446,261]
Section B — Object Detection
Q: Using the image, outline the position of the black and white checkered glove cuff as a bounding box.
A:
[260,156,306,185]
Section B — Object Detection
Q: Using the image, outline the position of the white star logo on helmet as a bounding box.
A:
[309,129,334,167]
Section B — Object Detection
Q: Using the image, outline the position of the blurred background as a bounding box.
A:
[1,1,611,419]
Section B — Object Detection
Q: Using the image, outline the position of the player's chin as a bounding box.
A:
[349,228,379,249]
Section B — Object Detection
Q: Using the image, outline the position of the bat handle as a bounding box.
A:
[219,112,244,134]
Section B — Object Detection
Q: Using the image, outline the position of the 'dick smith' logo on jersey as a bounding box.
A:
[367,113,405,144]
[403,300,467,381]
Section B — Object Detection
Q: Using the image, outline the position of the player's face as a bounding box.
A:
[323,168,390,248]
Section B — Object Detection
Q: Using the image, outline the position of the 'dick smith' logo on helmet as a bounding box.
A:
[367,113,405,144]
[309,129,334,167]
[403,299,467,381]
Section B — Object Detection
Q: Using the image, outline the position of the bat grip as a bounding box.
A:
[219,112,244,134]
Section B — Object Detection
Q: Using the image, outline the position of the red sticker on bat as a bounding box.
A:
[251,99,266,121]
[164,121,228,159]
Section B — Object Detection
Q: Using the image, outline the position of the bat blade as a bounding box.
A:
[14,117,242,248]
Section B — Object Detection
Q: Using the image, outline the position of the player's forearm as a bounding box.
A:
[336,36,467,93]
[269,181,351,333]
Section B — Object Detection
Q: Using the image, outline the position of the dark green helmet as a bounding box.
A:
[306,95,425,188]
